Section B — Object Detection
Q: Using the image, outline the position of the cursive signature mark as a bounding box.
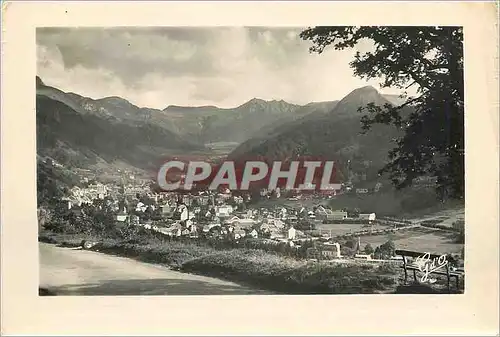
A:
[415,252,448,284]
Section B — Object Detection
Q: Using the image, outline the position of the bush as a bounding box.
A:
[345,238,357,249]
[38,233,58,244]
[374,240,395,259]
[181,252,396,294]
[40,229,398,294]
[420,221,456,232]
[91,240,215,269]
[400,189,439,212]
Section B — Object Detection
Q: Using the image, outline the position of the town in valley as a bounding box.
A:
[37,26,465,295]
[40,156,465,264]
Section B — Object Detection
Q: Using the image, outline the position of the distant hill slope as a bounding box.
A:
[383,94,407,106]
[162,98,330,144]
[37,159,81,207]
[37,77,410,183]
[37,77,183,135]
[37,76,332,146]
[36,94,204,171]
[229,86,407,184]
[228,100,339,158]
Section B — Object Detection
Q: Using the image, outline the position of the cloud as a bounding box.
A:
[37,27,406,109]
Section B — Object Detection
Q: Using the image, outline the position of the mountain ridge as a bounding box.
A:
[37,76,409,184]
[229,85,407,186]
[37,76,405,114]
[37,76,329,144]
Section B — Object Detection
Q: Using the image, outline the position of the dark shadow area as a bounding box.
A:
[39,287,57,296]
[55,241,84,248]
[441,231,463,244]
[42,278,270,296]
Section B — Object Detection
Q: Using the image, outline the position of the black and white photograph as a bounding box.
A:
[2,2,499,336]
[36,25,468,296]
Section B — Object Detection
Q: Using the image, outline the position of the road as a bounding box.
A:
[39,243,268,295]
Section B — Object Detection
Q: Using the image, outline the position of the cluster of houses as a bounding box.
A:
[352,182,383,195]
[51,176,411,263]
[58,174,380,256]
[313,206,376,223]
[63,183,109,207]
[108,188,378,250]
[119,196,310,242]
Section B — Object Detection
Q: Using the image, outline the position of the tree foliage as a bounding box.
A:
[300,26,464,199]
[363,243,374,255]
[374,239,396,259]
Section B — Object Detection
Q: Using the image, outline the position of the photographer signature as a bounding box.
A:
[415,252,449,284]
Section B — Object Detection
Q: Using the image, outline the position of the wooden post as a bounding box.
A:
[446,263,451,293]
[402,255,408,284]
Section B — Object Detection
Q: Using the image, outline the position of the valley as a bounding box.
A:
[37,77,407,187]
[37,75,458,218]
[37,76,464,271]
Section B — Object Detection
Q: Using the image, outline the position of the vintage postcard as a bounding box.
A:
[1,1,499,336]
[35,24,468,295]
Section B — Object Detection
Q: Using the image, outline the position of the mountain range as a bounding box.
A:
[36,76,407,184]
[229,86,408,185]
[37,77,203,171]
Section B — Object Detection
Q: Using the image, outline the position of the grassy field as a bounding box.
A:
[39,229,464,294]
[205,141,240,155]
[315,222,390,236]
[329,188,464,217]
[255,189,436,215]
[359,227,463,255]
[254,187,464,219]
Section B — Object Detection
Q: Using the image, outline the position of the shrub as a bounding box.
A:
[374,240,395,259]
[40,190,407,298]
[181,252,396,294]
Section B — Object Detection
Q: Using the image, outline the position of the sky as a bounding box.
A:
[37,27,406,109]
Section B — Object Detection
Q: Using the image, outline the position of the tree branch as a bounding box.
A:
[408,70,431,90]
[394,95,423,110]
